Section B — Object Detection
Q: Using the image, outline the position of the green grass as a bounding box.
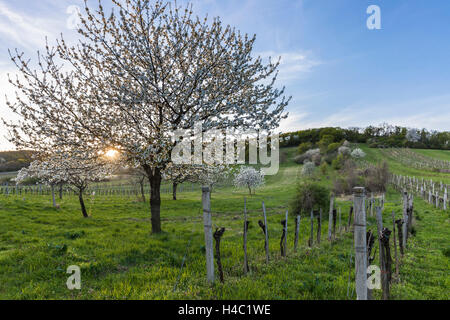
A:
[0,146,448,300]
[358,144,450,184]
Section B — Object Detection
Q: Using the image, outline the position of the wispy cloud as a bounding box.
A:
[259,51,321,83]
[284,94,450,132]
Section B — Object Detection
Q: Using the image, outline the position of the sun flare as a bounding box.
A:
[105,149,119,160]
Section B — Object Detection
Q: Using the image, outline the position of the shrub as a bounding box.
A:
[351,148,366,159]
[332,154,345,170]
[320,162,328,175]
[294,148,321,165]
[297,142,312,155]
[327,142,341,154]
[338,146,351,156]
[290,181,330,217]
[301,162,316,177]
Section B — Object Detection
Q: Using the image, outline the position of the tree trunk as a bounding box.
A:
[145,166,162,234]
[78,189,89,218]
[59,183,63,200]
[51,184,56,207]
[173,182,178,201]
[139,179,146,203]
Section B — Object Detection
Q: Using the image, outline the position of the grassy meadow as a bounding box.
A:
[0,146,449,300]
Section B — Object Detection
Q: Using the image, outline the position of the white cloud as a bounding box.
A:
[0,1,59,50]
[258,51,321,83]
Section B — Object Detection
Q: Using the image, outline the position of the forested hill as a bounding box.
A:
[280,125,450,150]
[0,150,34,173]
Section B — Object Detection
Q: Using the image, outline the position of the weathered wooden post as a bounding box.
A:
[284,210,288,256]
[347,206,354,232]
[328,194,334,241]
[435,191,439,208]
[353,187,367,300]
[338,207,342,235]
[380,228,392,300]
[392,211,399,279]
[214,227,226,283]
[309,209,314,247]
[402,191,408,249]
[370,193,374,217]
[202,186,214,284]
[444,188,448,211]
[317,208,322,244]
[294,215,300,252]
[262,201,270,263]
[375,207,388,299]
[332,209,337,240]
[243,198,249,274]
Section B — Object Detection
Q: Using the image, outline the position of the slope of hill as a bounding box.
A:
[0,150,34,173]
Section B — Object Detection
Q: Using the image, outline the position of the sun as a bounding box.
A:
[105,149,119,160]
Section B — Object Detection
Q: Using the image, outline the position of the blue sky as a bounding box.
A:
[0,0,449,150]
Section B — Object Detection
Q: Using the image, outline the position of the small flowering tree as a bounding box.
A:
[15,160,65,208]
[233,166,264,195]
[351,148,367,159]
[162,164,204,200]
[195,165,229,193]
[16,152,114,217]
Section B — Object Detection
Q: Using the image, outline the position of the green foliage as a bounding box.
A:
[320,162,328,175]
[326,142,341,154]
[318,135,335,152]
[289,181,330,216]
[331,154,345,170]
[297,142,313,155]
[279,125,449,150]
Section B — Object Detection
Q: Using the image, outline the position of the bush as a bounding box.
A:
[298,142,313,155]
[301,162,316,177]
[332,154,345,170]
[351,148,366,159]
[327,142,341,154]
[338,146,351,156]
[294,148,320,165]
[290,181,330,216]
[320,162,328,175]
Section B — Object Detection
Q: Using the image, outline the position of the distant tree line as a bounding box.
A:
[280,124,450,150]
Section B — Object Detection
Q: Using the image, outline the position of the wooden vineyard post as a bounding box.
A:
[262,202,270,263]
[294,215,300,252]
[317,208,322,244]
[370,193,374,217]
[407,195,414,233]
[392,211,399,279]
[214,227,226,283]
[353,187,367,300]
[366,230,375,300]
[328,195,334,241]
[338,207,342,235]
[380,228,392,300]
[402,191,408,249]
[243,198,249,274]
[309,210,314,247]
[332,209,337,240]
[375,207,387,299]
[347,206,354,232]
[444,188,447,211]
[395,219,404,256]
[283,210,288,256]
[202,187,215,284]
